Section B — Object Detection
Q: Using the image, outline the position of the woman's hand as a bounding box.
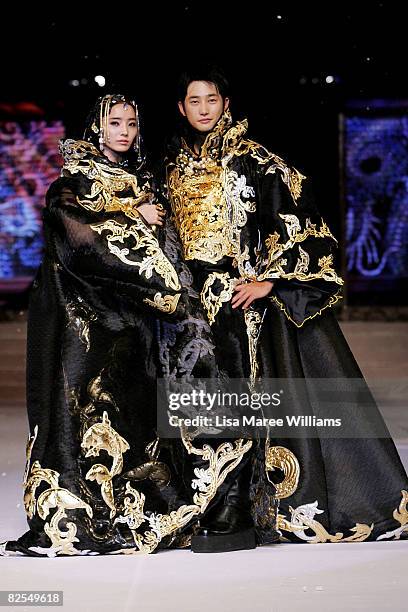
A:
[137,204,166,226]
[231,280,274,310]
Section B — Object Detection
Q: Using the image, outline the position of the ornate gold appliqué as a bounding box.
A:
[23,424,38,488]
[90,218,181,291]
[277,501,374,543]
[265,444,300,500]
[376,490,408,540]
[143,292,181,314]
[24,458,93,556]
[258,215,343,284]
[244,308,264,389]
[200,271,236,325]
[113,431,252,554]
[60,139,151,219]
[81,411,130,518]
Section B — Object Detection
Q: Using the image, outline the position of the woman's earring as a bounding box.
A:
[134,105,142,162]
[99,128,105,152]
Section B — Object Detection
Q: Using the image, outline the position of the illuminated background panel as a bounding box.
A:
[344,114,408,304]
[0,121,64,291]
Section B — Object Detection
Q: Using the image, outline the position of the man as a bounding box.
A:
[165,64,408,553]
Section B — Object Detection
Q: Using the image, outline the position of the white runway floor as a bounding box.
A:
[1,409,407,611]
[0,321,407,611]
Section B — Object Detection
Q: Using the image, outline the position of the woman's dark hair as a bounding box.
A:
[177,63,230,102]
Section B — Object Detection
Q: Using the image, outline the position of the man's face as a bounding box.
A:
[178,80,229,133]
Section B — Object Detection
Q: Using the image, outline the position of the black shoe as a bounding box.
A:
[191,456,256,553]
[191,505,256,553]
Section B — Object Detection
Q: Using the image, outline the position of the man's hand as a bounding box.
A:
[231,280,274,310]
[137,204,166,226]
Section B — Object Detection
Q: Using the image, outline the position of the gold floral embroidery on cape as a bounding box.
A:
[376,490,408,541]
[81,411,130,519]
[90,218,181,291]
[258,214,343,285]
[113,435,252,554]
[60,139,152,220]
[24,459,93,556]
[200,271,236,325]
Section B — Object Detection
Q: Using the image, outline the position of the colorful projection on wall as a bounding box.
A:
[345,116,408,282]
[0,121,64,285]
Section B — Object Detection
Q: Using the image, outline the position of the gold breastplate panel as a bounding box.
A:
[169,164,235,264]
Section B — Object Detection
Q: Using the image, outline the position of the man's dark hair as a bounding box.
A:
[177,63,230,102]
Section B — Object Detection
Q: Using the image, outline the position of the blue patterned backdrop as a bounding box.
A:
[0,121,64,287]
[345,116,408,282]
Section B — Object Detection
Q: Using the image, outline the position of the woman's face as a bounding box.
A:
[102,102,138,162]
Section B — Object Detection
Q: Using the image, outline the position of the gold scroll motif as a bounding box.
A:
[143,292,181,314]
[224,137,306,204]
[376,490,408,541]
[81,411,130,519]
[277,501,374,543]
[90,218,181,291]
[168,162,235,263]
[24,458,93,556]
[60,139,151,220]
[200,271,236,325]
[258,215,343,284]
[114,433,253,554]
[244,309,264,390]
[265,444,300,500]
[168,158,256,269]
[277,489,408,544]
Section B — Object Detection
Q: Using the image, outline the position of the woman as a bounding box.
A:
[0,94,252,557]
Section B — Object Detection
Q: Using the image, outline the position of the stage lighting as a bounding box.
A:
[94,75,106,87]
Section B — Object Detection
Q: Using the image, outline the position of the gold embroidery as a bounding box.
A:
[24,459,93,555]
[278,500,373,543]
[143,292,181,314]
[258,215,343,284]
[265,161,306,203]
[200,271,236,325]
[270,290,343,328]
[265,445,300,500]
[168,162,234,263]
[90,218,181,291]
[167,116,257,268]
[377,490,408,540]
[81,411,130,518]
[244,309,263,389]
[60,139,151,220]
[228,137,306,202]
[114,432,252,554]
